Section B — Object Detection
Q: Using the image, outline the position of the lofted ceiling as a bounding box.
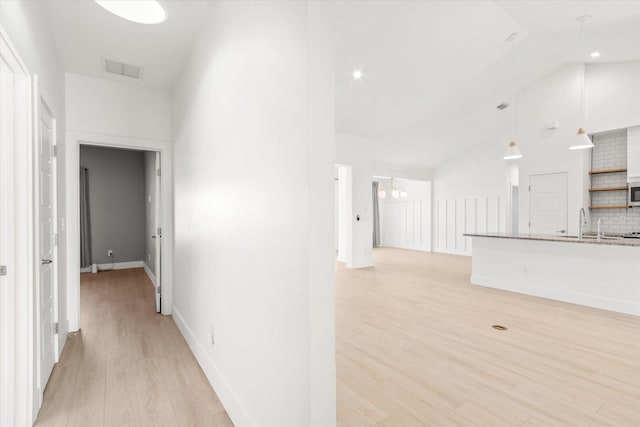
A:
[334,0,640,172]
[38,0,640,172]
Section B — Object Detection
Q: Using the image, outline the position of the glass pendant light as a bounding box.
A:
[378,188,386,199]
[569,16,594,150]
[504,33,522,160]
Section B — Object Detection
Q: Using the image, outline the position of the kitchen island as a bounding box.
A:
[465,232,640,316]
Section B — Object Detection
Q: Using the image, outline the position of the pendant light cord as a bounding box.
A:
[511,36,515,141]
[578,17,587,127]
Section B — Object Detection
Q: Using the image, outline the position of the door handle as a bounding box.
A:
[42,259,53,265]
[151,235,156,239]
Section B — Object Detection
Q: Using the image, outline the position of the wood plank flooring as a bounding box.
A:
[34,268,232,427]
[336,248,640,426]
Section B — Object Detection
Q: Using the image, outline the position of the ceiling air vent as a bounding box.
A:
[496,102,509,110]
[104,59,142,79]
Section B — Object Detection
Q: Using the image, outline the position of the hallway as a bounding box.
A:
[34,269,232,427]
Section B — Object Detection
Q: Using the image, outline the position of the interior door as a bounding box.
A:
[0,50,16,427]
[154,151,161,313]
[38,99,57,391]
[529,172,568,235]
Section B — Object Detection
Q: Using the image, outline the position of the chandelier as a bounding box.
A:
[378,177,407,199]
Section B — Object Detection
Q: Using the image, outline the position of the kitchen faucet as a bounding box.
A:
[597,218,603,241]
[578,208,587,240]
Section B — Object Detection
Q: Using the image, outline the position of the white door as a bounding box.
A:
[0,48,16,427]
[154,152,162,313]
[38,100,57,392]
[529,172,568,235]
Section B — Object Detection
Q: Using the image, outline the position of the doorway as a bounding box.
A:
[1,26,37,426]
[529,172,568,235]
[65,132,174,332]
[78,145,162,313]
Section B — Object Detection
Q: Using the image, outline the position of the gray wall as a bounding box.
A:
[80,146,145,264]
[144,151,157,274]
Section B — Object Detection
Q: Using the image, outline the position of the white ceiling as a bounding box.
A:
[334,0,640,171]
[42,0,212,89]
[39,0,640,172]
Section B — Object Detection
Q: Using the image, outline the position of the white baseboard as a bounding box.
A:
[143,262,156,286]
[433,248,471,257]
[80,260,144,273]
[172,307,253,427]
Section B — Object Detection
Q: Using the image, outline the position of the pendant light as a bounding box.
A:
[504,33,522,160]
[569,15,594,150]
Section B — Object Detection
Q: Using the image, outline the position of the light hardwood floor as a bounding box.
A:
[336,248,640,426]
[34,268,232,427]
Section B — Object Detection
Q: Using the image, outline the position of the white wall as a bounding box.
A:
[517,63,591,237]
[65,73,171,141]
[432,132,509,255]
[171,2,335,426]
[0,2,66,423]
[377,178,432,252]
[335,132,374,268]
[587,61,640,134]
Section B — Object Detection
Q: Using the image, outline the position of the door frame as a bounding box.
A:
[0,25,37,426]
[65,131,174,332]
[34,95,59,408]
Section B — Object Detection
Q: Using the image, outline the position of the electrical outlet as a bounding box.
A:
[148,253,151,262]
[107,250,113,257]
[207,333,215,345]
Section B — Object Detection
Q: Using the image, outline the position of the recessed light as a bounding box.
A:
[352,69,363,80]
[590,51,601,58]
[95,0,167,25]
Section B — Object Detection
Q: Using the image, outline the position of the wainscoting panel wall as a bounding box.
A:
[380,200,431,251]
[433,195,506,256]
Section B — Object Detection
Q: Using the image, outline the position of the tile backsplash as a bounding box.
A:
[590,128,640,235]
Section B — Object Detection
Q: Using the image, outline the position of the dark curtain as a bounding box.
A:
[372,181,381,247]
[79,167,92,268]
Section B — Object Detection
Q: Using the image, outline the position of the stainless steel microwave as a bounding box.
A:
[630,182,640,207]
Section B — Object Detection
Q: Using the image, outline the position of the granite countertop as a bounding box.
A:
[464,232,640,247]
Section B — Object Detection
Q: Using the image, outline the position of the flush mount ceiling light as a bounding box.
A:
[95,0,167,24]
[352,69,363,80]
[590,51,600,58]
[569,15,594,150]
[503,32,523,160]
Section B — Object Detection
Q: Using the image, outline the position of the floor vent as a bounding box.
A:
[105,59,142,79]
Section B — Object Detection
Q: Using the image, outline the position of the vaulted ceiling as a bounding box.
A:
[334,0,640,171]
[40,1,640,171]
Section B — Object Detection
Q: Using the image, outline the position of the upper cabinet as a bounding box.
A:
[629,126,640,182]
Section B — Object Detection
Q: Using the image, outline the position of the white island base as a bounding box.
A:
[469,235,640,317]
